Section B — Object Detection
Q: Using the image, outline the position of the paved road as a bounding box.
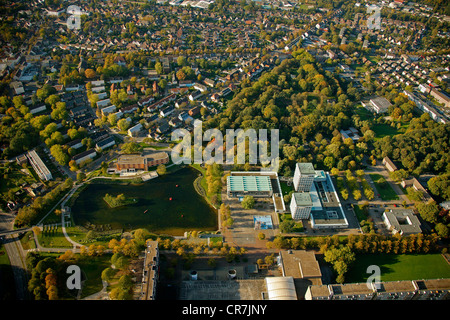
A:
[0,211,29,300]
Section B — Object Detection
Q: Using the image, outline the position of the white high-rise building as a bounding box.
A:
[290,192,313,220]
[293,163,315,192]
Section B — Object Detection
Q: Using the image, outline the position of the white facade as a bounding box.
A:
[293,163,316,192]
[290,193,313,220]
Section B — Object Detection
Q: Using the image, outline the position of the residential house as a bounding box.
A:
[72,149,97,165]
[128,123,143,137]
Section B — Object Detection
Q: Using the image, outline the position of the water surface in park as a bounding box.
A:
[71,167,217,235]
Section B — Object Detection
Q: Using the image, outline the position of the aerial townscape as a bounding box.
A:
[1,0,450,308]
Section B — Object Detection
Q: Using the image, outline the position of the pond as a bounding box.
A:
[71,166,217,236]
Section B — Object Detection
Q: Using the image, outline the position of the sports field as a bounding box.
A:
[346,253,450,283]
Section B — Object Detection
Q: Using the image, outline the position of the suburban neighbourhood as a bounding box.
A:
[0,0,449,310]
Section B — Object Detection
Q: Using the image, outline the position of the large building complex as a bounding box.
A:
[305,279,450,300]
[290,163,349,229]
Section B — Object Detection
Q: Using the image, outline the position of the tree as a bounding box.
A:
[427,174,450,200]
[323,245,355,283]
[156,164,167,175]
[50,144,69,166]
[435,223,449,238]
[417,201,440,224]
[85,69,96,79]
[117,118,131,132]
[101,267,116,282]
[134,228,150,242]
[176,69,186,81]
[241,196,255,209]
[177,56,186,67]
[155,61,163,74]
[280,219,295,233]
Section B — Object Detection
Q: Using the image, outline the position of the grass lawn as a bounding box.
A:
[38,226,73,248]
[353,204,369,222]
[279,181,294,195]
[346,253,450,283]
[369,174,399,201]
[372,123,400,139]
[354,105,372,122]
[78,254,112,298]
[279,213,304,232]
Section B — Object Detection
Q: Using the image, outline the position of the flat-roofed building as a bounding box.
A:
[305,285,332,300]
[373,280,417,300]
[330,283,375,300]
[278,250,322,284]
[382,209,422,236]
[293,162,316,192]
[290,192,313,220]
[307,279,450,300]
[413,279,450,300]
[27,150,52,181]
[140,241,159,300]
[310,172,349,229]
[368,96,392,114]
[116,152,169,172]
[306,283,374,300]
[340,127,361,142]
[226,175,273,198]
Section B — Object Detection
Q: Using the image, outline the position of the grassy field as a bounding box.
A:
[38,226,73,248]
[78,254,112,298]
[372,123,401,139]
[369,174,399,201]
[346,253,450,283]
